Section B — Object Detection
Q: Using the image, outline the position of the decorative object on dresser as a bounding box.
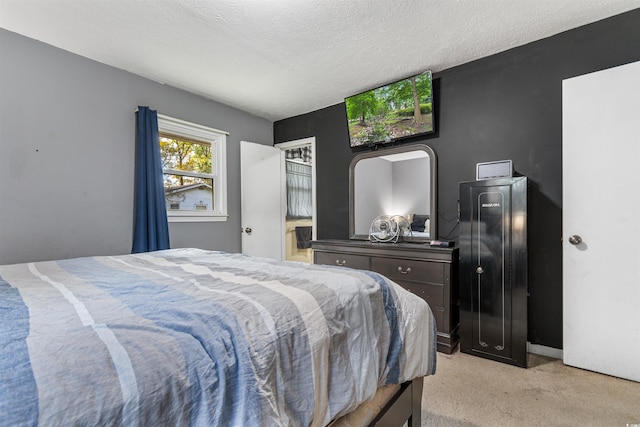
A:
[313,240,460,354]
[369,214,410,243]
[459,176,528,367]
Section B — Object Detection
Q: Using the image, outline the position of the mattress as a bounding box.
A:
[0,248,436,426]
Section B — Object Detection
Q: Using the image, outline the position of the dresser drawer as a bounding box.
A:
[311,240,459,354]
[371,257,444,284]
[314,252,370,270]
[431,307,445,332]
[398,281,444,308]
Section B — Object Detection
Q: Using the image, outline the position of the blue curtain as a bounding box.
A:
[132,106,170,253]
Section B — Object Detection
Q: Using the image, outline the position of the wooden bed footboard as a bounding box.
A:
[370,377,423,427]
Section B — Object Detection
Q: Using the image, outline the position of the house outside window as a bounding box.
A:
[158,114,228,222]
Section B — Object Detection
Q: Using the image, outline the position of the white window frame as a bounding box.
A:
[157,114,228,222]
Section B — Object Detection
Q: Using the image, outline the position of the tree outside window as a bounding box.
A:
[156,114,228,222]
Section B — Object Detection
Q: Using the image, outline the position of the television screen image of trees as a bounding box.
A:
[346,71,433,147]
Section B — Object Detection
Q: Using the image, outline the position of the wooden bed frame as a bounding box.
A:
[371,377,423,427]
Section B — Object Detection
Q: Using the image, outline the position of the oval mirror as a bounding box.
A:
[349,144,437,243]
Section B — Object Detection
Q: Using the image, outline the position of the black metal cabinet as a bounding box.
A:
[459,177,527,367]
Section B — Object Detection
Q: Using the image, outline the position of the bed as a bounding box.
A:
[0,248,436,426]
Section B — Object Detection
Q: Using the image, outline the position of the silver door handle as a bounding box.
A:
[398,267,411,274]
[568,235,582,245]
[476,266,484,274]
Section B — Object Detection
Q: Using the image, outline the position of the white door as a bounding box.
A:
[562,61,640,382]
[240,141,284,260]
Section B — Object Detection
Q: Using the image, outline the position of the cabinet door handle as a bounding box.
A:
[336,260,346,266]
[397,266,412,274]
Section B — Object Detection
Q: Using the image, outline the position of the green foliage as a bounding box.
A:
[347,72,433,145]
[385,73,432,109]
[396,103,433,117]
[346,91,378,124]
[160,136,212,174]
[160,135,212,187]
[369,122,388,142]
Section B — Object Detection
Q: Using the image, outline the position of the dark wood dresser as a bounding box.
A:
[312,240,459,354]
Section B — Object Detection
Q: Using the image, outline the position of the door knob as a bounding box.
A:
[244,227,252,234]
[568,235,582,245]
[476,266,484,274]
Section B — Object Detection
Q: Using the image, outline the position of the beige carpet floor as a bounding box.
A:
[422,349,640,426]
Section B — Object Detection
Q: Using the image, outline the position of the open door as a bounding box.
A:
[240,141,284,260]
[277,137,316,263]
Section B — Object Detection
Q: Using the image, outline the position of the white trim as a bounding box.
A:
[217,137,228,218]
[527,342,563,360]
[163,168,212,180]
[157,114,228,222]
[276,137,317,242]
[167,212,229,223]
[157,113,229,137]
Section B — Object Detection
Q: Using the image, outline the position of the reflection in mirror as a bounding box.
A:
[349,144,437,242]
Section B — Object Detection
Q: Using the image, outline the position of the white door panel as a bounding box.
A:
[240,141,284,260]
[562,61,640,382]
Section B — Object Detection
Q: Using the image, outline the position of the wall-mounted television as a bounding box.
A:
[345,70,434,148]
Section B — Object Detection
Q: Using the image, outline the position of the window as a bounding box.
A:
[285,155,312,219]
[157,114,228,222]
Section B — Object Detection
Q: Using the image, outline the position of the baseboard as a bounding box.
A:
[527,342,563,360]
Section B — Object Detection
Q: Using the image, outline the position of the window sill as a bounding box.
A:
[167,212,228,223]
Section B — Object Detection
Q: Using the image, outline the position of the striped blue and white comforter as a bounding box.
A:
[0,248,436,426]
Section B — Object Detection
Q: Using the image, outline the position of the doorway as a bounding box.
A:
[276,137,316,263]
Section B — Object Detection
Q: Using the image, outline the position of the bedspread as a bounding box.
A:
[0,248,436,426]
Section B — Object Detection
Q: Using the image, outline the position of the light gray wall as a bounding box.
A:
[353,157,392,235]
[392,157,430,217]
[0,28,273,264]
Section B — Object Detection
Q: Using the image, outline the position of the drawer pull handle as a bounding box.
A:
[336,260,346,266]
[397,266,412,274]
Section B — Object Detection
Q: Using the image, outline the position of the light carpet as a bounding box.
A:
[422,349,640,426]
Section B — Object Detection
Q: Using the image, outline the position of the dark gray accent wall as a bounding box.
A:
[0,28,273,265]
[274,9,640,349]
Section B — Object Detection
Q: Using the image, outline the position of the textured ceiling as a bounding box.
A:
[1,0,639,121]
